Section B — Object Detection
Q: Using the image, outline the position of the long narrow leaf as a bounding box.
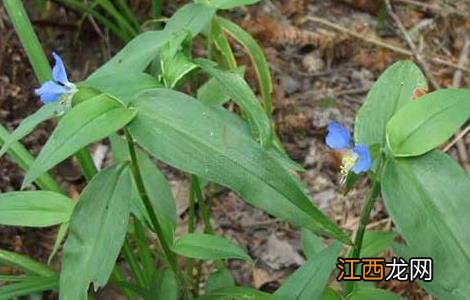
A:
[83,73,162,104]
[171,233,251,261]
[218,17,273,116]
[4,0,51,82]
[0,249,55,277]
[128,88,349,243]
[60,163,132,299]
[386,89,470,157]
[382,151,470,299]
[275,243,341,300]
[0,103,56,158]
[164,3,216,37]
[196,58,272,147]
[88,30,171,79]
[0,191,73,227]
[0,275,58,299]
[23,94,136,187]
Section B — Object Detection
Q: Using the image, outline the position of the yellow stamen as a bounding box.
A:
[339,150,358,184]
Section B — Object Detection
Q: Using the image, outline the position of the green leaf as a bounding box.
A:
[0,103,56,158]
[301,228,325,259]
[382,151,470,299]
[164,3,216,37]
[0,275,29,282]
[386,89,470,157]
[136,150,177,227]
[321,288,341,300]
[205,268,236,294]
[88,30,171,80]
[0,249,55,277]
[197,67,245,106]
[83,73,162,104]
[209,0,261,9]
[347,288,402,300]
[109,134,177,241]
[199,287,280,300]
[0,125,61,193]
[23,94,136,187]
[60,163,132,299]
[218,17,273,115]
[130,150,177,245]
[48,221,69,264]
[95,0,137,37]
[196,58,272,147]
[274,242,341,300]
[0,275,58,299]
[160,32,197,88]
[355,60,427,146]
[206,105,303,172]
[172,233,250,261]
[210,17,237,69]
[128,88,349,243]
[148,268,178,300]
[0,191,73,227]
[361,230,396,257]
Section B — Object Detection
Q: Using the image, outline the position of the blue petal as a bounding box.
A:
[325,121,352,149]
[34,81,69,104]
[52,52,69,84]
[352,144,372,174]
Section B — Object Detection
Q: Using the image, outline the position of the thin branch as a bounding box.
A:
[448,38,470,172]
[304,16,469,73]
[384,0,440,90]
[443,124,470,153]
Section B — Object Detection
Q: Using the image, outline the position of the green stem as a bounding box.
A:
[4,0,51,82]
[151,0,163,29]
[58,0,130,42]
[97,0,138,37]
[134,219,154,281]
[115,0,141,32]
[191,176,213,234]
[344,179,381,295]
[74,148,98,182]
[191,175,224,273]
[110,267,136,300]
[186,183,196,295]
[122,237,146,288]
[124,128,189,299]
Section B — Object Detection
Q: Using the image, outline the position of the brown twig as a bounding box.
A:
[384,0,440,90]
[303,16,469,73]
[443,124,470,152]
[448,38,470,172]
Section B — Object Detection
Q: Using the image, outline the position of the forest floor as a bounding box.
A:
[0,0,469,299]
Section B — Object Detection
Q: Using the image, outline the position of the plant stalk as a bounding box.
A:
[191,175,213,234]
[4,0,51,82]
[186,182,196,296]
[134,219,154,281]
[122,237,146,288]
[124,128,189,299]
[344,178,381,295]
[74,148,98,182]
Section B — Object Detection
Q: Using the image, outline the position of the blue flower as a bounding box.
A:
[34,52,76,104]
[325,121,372,177]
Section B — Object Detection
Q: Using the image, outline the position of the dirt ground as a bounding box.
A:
[0,1,469,299]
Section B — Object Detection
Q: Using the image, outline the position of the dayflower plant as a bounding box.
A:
[2,1,470,299]
[34,52,77,114]
[326,121,372,181]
